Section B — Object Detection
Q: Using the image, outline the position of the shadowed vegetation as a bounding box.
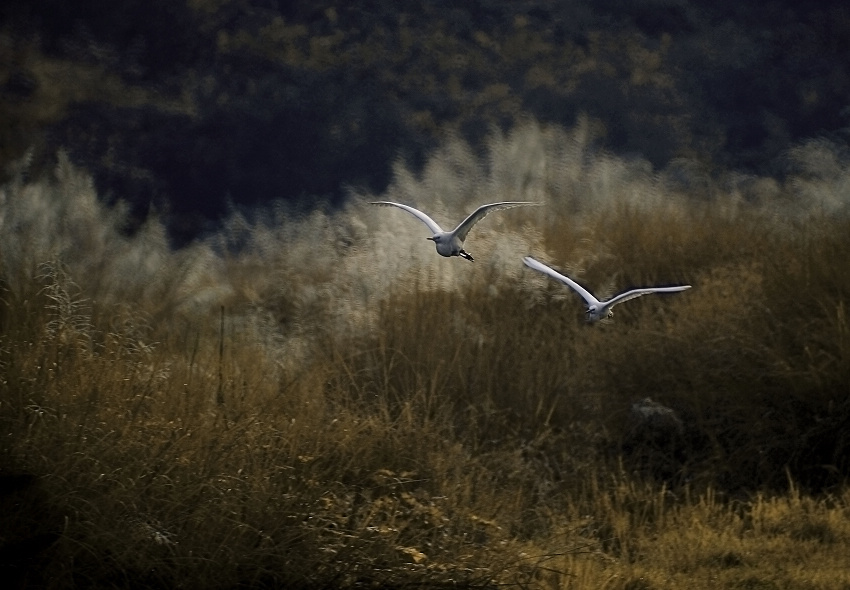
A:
[3,1,850,240]
[2,121,850,587]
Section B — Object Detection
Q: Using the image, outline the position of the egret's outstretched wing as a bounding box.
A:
[604,285,691,310]
[453,202,539,241]
[370,201,444,234]
[523,256,600,307]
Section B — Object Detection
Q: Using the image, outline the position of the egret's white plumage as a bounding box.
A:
[371,201,539,261]
[523,256,690,322]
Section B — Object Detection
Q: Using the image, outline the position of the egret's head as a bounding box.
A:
[585,305,612,323]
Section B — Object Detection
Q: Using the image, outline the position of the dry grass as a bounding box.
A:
[2,121,850,588]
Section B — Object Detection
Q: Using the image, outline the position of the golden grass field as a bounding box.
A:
[2,120,850,588]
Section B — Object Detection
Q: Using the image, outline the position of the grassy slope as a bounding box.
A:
[2,123,850,588]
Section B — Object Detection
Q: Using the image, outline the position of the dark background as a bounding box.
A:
[2,0,849,243]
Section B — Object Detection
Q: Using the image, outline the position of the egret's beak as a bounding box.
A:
[426,237,436,241]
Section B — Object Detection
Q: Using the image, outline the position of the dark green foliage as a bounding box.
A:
[4,1,850,240]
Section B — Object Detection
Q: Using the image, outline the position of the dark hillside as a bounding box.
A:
[2,0,850,240]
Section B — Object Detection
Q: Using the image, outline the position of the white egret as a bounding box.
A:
[523,256,691,322]
[371,201,539,261]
